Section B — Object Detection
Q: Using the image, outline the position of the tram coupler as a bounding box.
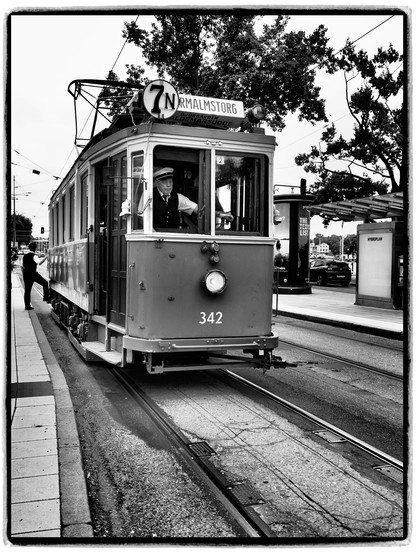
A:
[262,354,297,374]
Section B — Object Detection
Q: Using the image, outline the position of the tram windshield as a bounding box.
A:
[132,145,267,235]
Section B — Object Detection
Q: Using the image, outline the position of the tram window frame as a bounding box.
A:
[69,184,75,241]
[61,193,66,243]
[49,205,55,246]
[131,151,145,232]
[214,151,267,236]
[55,201,60,245]
[121,155,127,231]
[50,205,56,246]
[112,159,120,231]
[80,171,89,238]
[151,145,206,234]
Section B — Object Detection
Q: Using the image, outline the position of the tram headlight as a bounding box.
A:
[246,104,266,123]
[202,270,227,294]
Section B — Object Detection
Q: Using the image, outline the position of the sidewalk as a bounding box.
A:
[273,287,404,339]
[8,272,93,541]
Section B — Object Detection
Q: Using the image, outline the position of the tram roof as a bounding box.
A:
[307,191,404,222]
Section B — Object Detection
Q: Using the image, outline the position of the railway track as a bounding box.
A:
[111,365,404,540]
[277,316,404,352]
[111,367,276,538]
[279,339,403,381]
[218,368,404,474]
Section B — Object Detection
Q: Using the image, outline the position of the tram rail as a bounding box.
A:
[111,367,279,539]
[279,339,403,382]
[112,363,403,535]
[217,368,403,476]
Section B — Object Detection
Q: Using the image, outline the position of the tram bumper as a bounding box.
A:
[123,333,281,373]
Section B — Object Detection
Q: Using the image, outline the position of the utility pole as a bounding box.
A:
[13,176,16,248]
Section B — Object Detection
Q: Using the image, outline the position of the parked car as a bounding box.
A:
[309,258,352,287]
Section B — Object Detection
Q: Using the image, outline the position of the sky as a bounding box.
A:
[6,2,406,240]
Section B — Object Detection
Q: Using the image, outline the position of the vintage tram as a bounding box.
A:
[48,79,280,373]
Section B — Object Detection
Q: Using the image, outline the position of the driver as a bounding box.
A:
[152,167,198,229]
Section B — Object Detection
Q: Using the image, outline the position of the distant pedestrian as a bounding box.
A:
[22,242,49,310]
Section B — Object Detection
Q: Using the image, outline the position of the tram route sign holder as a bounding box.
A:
[142,79,180,120]
[142,78,245,129]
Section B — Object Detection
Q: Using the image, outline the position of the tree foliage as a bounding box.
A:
[107,14,335,132]
[313,233,357,257]
[12,213,33,245]
[101,15,403,212]
[295,42,404,204]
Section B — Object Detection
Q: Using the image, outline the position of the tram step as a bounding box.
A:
[82,340,123,365]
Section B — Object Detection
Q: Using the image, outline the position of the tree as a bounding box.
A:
[295,42,404,204]
[111,14,335,132]
[344,233,357,256]
[313,233,357,257]
[12,213,33,246]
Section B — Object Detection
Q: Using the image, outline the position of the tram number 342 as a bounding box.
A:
[199,311,223,324]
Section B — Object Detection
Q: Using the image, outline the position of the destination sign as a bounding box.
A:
[132,79,245,129]
[170,94,245,129]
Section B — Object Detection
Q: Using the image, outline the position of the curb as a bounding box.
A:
[26,307,94,538]
[274,310,403,341]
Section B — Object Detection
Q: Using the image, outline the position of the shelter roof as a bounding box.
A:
[307,192,404,222]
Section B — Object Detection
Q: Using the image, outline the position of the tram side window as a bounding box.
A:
[50,208,54,247]
[132,152,144,231]
[61,194,66,243]
[80,171,88,238]
[69,185,75,241]
[55,202,61,244]
[215,154,265,235]
[112,159,119,230]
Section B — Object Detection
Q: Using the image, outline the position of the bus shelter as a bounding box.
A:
[308,192,405,310]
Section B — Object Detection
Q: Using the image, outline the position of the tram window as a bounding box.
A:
[55,201,60,245]
[152,145,203,233]
[61,194,66,243]
[50,208,54,246]
[132,152,144,231]
[215,154,265,235]
[80,171,88,238]
[69,185,74,241]
[112,159,119,230]
[121,156,127,231]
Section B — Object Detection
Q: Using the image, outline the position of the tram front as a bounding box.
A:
[122,82,279,373]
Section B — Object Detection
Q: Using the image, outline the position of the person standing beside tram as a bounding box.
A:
[22,242,49,310]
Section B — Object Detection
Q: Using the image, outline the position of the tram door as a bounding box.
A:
[97,156,127,326]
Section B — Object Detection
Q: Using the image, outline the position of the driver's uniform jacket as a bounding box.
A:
[152,188,197,229]
[153,189,180,228]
